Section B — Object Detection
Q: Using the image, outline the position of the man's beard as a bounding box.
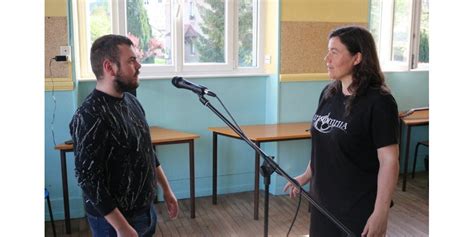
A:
[113,69,139,93]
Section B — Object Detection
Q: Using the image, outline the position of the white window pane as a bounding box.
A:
[238,0,256,67]
[391,0,410,63]
[418,0,429,64]
[126,0,172,65]
[369,0,382,49]
[87,0,112,51]
[184,0,226,64]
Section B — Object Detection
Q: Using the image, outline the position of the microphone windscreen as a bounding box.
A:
[171,76,182,87]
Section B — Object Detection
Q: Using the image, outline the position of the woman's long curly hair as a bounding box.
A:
[323,26,390,116]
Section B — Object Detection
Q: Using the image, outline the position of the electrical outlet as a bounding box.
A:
[264,55,271,64]
[60,46,71,60]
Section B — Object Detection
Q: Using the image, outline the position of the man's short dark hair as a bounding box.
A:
[90,34,133,79]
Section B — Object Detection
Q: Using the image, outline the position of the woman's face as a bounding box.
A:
[324,37,360,82]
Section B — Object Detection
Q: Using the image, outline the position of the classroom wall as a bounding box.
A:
[45,0,428,220]
[281,0,368,23]
[44,0,81,220]
[45,0,67,17]
[263,0,279,74]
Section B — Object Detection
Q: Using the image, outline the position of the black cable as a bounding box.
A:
[215,95,245,136]
[287,187,302,237]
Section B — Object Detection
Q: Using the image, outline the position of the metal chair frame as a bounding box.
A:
[412,140,429,178]
[45,188,57,237]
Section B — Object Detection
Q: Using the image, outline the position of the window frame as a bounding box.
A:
[370,0,429,72]
[410,0,429,70]
[72,0,265,80]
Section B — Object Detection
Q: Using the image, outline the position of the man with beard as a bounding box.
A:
[69,34,179,237]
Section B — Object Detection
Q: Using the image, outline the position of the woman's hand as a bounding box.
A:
[361,209,389,237]
[283,161,312,198]
[283,175,308,198]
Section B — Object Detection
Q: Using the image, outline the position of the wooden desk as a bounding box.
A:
[208,122,311,220]
[399,109,429,191]
[54,126,199,234]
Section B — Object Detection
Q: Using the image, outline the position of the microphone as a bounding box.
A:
[171,76,216,97]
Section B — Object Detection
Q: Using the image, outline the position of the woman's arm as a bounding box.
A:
[362,144,399,237]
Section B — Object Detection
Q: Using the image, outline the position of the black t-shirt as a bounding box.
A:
[309,84,399,236]
[69,89,159,217]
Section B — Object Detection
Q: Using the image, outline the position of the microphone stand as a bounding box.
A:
[198,95,355,237]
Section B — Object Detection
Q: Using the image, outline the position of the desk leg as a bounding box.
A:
[60,151,71,234]
[402,125,412,192]
[153,145,159,204]
[189,140,196,218]
[399,119,403,161]
[254,142,260,220]
[212,132,218,204]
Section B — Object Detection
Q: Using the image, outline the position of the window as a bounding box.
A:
[189,1,195,20]
[72,0,263,79]
[369,0,429,71]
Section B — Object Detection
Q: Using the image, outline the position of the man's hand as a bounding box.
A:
[105,208,138,237]
[164,191,179,219]
[155,166,179,219]
[116,224,138,237]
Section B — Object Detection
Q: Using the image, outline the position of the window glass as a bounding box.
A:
[126,0,172,65]
[391,0,410,63]
[87,0,112,52]
[238,0,256,67]
[418,0,429,64]
[183,0,225,64]
[369,0,382,49]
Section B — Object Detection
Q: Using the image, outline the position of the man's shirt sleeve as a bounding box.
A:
[70,111,117,216]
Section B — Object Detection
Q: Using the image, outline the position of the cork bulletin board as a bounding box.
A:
[45,16,69,77]
[45,16,72,90]
[280,21,367,76]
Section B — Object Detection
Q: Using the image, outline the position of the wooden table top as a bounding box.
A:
[400,110,429,126]
[54,143,74,151]
[55,126,200,150]
[149,126,200,143]
[208,122,311,142]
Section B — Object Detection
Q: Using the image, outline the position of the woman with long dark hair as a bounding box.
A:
[284,26,400,237]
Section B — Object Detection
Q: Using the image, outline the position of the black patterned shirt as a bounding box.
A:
[69,89,159,217]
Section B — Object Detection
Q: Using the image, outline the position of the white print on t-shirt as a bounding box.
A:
[313,113,348,133]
